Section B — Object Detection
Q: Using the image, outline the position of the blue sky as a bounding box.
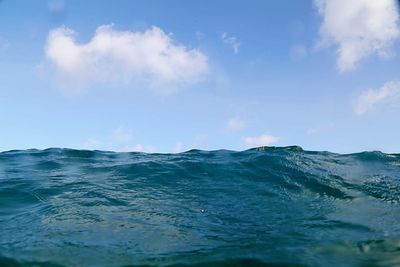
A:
[0,0,400,153]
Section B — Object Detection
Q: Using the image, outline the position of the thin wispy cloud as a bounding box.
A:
[195,31,205,40]
[82,138,103,150]
[48,0,65,13]
[354,81,400,115]
[174,142,184,153]
[192,134,209,150]
[307,122,335,135]
[0,35,10,50]
[221,32,240,54]
[243,134,280,148]
[290,44,307,61]
[314,0,400,72]
[111,126,133,143]
[82,127,155,152]
[45,25,209,92]
[116,144,155,153]
[227,118,245,131]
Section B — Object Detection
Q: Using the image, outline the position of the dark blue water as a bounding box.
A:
[0,146,399,267]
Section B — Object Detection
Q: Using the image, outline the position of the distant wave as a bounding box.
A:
[0,147,399,266]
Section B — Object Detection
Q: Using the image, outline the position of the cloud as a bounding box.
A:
[243,134,281,148]
[307,122,335,135]
[227,118,245,131]
[221,32,240,54]
[45,25,209,92]
[174,142,184,153]
[314,0,400,72]
[111,126,132,143]
[115,144,155,153]
[0,35,10,50]
[82,127,155,152]
[48,0,65,13]
[290,44,307,61]
[193,134,209,150]
[289,20,305,37]
[195,31,205,40]
[354,81,400,115]
[82,138,103,150]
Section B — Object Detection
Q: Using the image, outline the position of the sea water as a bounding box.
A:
[0,146,399,266]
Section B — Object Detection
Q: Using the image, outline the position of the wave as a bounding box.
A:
[0,147,399,266]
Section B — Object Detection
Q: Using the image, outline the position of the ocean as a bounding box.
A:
[0,146,399,267]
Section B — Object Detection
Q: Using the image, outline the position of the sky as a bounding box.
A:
[0,0,400,153]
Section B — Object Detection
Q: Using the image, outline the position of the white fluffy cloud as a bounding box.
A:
[354,81,400,115]
[221,32,240,54]
[314,0,400,72]
[45,25,209,91]
[227,118,245,131]
[243,134,280,148]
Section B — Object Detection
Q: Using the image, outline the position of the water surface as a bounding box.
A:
[1,147,399,266]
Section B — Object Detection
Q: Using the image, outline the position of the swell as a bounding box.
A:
[0,146,399,267]
[0,256,305,267]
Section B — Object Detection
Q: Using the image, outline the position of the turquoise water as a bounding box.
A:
[0,146,399,267]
